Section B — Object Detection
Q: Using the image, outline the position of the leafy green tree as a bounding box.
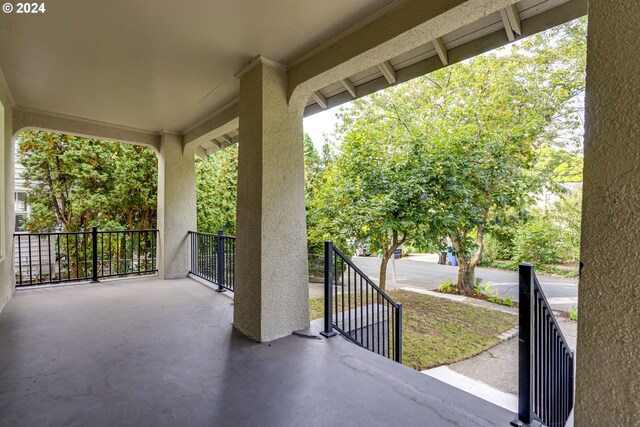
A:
[535,144,583,183]
[18,130,157,232]
[313,105,436,289]
[314,18,586,291]
[195,145,238,234]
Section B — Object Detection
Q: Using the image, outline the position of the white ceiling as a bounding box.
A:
[0,0,395,132]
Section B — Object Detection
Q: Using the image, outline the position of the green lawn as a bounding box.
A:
[310,289,517,371]
[479,259,579,278]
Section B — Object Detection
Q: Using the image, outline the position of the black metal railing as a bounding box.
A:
[513,264,575,427]
[14,227,158,287]
[189,230,236,292]
[321,241,402,363]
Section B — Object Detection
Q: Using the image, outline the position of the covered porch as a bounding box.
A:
[0,276,512,426]
[0,0,639,425]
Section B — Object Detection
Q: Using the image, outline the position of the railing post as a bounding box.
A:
[188,231,194,275]
[395,303,403,363]
[91,226,99,283]
[320,240,336,338]
[216,229,226,293]
[512,263,534,426]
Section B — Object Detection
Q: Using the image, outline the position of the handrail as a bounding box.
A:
[188,230,236,240]
[513,263,575,427]
[332,246,400,307]
[14,228,158,287]
[189,230,236,292]
[321,240,402,363]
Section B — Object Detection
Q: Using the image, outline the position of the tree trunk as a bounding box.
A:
[379,254,390,291]
[452,209,489,293]
[456,252,475,292]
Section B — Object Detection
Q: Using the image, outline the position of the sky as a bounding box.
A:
[303,106,343,151]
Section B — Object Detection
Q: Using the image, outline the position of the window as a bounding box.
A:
[14,192,28,232]
[15,192,27,213]
[15,214,26,232]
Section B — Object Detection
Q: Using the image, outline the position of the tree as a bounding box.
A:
[313,101,436,290]
[195,145,238,234]
[314,17,586,291]
[18,130,157,232]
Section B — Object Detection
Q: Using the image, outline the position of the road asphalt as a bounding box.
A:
[350,254,579,311]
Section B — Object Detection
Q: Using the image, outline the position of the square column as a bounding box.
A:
[234,57,310,342]
[157,132,197,279]
[576,3,640,425]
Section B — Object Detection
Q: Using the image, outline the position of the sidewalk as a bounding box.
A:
[408,286,577,409]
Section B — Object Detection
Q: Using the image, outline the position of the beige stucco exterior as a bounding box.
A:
[234,58,310,342]
[0,73,14,314]
[575,1,640,424]
[157,132,197,279]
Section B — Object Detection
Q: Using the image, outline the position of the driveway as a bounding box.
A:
[350,254,578,311]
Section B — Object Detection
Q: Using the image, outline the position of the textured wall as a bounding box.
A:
[157,133,197,279]
[576,2,640,425]
[12,108,160,151]
[0,81,15,314]
[235,60,310,342]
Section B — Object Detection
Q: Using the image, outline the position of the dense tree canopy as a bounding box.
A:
[312,18,586,290]
[195,145,238,234]
[18,131,157,232]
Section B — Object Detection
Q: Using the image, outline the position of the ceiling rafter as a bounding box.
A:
[378,61,397,84]
[312,91,328,109]
[500,4,521,42]
[506,4,522,36]
[340,78,357,98]
[432,37,448,66]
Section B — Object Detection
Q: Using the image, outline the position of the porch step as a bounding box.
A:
[422,366,518,413]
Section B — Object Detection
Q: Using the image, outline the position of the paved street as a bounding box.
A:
[350,254,579,311]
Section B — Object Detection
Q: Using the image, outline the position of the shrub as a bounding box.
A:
[483,231,516,262]
[513,216,563,265]
[438,280,454,293]
[569,306,578,321]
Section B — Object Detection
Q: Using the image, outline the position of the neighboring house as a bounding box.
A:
[536,182,582,211]
[14,144,29,232]
[13,143,59,284]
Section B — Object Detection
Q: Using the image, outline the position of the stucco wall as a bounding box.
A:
[157,133,197,279]
[575,1,640,425]
[234,60,310,342]
[0,81,15,314]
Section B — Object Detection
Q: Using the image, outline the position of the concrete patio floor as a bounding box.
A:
[0,277,513,426]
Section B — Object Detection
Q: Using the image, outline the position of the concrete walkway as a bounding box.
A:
[416,287,578,407]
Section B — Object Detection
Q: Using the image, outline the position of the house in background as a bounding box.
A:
[13,142,28,232]
[537,182,582,211]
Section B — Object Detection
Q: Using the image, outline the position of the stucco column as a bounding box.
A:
[157,132,197,279]
[576,3,640,425]
[234,57,309,342]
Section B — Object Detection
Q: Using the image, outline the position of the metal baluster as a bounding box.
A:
[347,264,351,335]
[17,235,22,286]
[37,234,42,284]
[28,234,32,284]
[321,241,336,338]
